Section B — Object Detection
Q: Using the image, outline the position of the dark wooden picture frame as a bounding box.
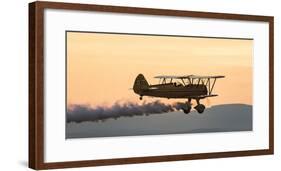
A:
[29,1,274,170]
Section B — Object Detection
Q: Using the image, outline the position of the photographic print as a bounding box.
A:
[66,31,253,138]
[29,2,273,169]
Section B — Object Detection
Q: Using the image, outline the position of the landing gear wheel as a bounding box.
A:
[182,102,192,114]
[139,96,143,100]
[194,104,205,114]
[183,108,191,114]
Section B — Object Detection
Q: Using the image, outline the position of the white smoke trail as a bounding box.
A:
[67,100,186,123]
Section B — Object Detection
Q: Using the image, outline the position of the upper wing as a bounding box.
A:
[189,75,225,79]
[154,75,193,79]
[154,75,224,79]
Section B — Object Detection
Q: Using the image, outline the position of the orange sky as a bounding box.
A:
[67,32,253,107]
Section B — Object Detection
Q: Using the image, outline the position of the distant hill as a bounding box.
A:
[66,104,252,138]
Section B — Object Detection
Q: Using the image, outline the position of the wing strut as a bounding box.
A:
[209,78,217,95]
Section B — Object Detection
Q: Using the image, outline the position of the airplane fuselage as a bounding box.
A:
[137,83,208,99]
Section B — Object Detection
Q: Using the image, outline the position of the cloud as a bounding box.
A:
[67,101,186,123]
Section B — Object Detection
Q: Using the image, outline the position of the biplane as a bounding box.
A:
[133,74,225,114]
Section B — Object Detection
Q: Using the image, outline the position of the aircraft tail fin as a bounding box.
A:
[133,74,149,94]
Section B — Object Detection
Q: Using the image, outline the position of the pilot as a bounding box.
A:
[174,82,182,87]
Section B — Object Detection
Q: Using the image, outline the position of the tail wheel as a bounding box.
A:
[139,96,143,100]
[194,104,205,114]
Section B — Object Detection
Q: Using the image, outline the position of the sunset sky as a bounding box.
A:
[66,32,253,107]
